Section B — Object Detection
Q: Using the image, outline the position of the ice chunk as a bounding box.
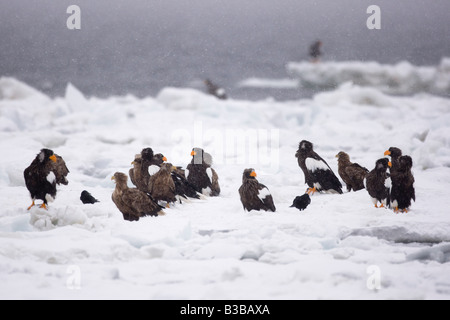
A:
[287,58,450,95]
[0,77,50,101]
[65,83,90,112]
[407,243,450,263]
[238,78,299,89]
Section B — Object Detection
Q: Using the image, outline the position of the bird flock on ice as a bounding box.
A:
[23,140,415,221]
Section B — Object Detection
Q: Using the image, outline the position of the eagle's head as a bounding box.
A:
[38,148,57,163]
[296,140,313,157]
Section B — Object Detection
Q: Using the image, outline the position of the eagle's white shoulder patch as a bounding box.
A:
[47,172,56,184]
[206,168,213,183]
[258,187,271,201]
[305,157,329,172]
[148,165,160,176]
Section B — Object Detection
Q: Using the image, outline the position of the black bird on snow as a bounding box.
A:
[390,155,415,213]
[111,172,165,221]
[24,148,69,210]
[336,151,369,192]
[186,148,220,197]
[238,169,276,212]
[290,194,311,211]
[204,79,227,100]
[80,190,99,204]
[295,140,343,195]
[364,158,391,208]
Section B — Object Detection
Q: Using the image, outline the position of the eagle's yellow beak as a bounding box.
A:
[250,171,257,177]
[388,161,392,168]
[111,176,115,181]
[49,155,57,163]
[163,156,168,162]
[384,150,391,156]
[191,150,196,156]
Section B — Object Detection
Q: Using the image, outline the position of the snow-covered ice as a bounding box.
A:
[1,72,450,300]
[287,58,450,96]
[238,78,300,89]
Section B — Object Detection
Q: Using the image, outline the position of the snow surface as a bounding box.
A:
[1,75,450,300]
[287,58,450,96]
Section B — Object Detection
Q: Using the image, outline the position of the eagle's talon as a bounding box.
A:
[27,201,35,211]
[306,187,317,195]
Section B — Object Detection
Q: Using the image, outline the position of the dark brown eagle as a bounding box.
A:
[130,148,200,201]
[204,79,227,100]
[53,155,69,186]
[155,154,201,201]
[238,169,276,212]
[111,172,165,221]
[390,155,415,213]
[148,163,177,205]
[364,158,391,208]
[295,140,342,195]
[384,147,402,175]
[129,148,167,193]
[129,154,144,190]
[186,148,220,196]
[24,148,69,210]
[335,151,369,192]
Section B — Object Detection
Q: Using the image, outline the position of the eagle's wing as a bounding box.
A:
[258,183,276,212]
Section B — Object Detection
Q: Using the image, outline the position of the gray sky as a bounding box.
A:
[1,0,449,98]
